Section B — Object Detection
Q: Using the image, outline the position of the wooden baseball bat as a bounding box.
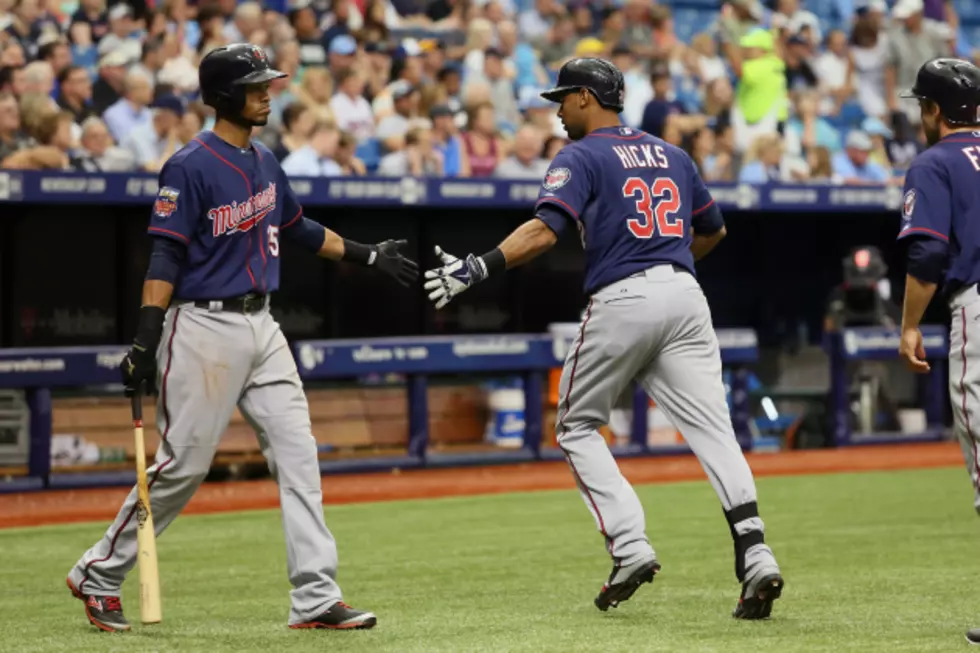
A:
[130,385,162,624]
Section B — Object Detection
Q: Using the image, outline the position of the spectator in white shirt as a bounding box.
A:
[282,120,344,177]
[121,94,184,172]
[375,80,419,149]
[613,45,653,129]
[97,4,142,65]
[691,33,727,83]
[814,29,853,115]
[329,68,375,141]
[770,0,822,47]
[327,33,358,84]
[102,68,152,143]
[378,123,444,177]
[78,116,136,171]
[494,124,549,180]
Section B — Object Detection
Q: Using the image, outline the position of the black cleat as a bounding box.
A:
[967,628,980,645]
[594,558,661,611]
[66,577,131,632]
[733,572,784,620]
[290,601,377,630]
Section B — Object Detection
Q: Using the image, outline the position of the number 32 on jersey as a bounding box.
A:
[623,177,683,239]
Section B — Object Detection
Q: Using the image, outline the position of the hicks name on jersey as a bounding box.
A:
[612,143,670,170]
[208,183,278,237]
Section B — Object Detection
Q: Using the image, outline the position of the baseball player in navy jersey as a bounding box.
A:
[65,44,417,633]
[893,57,980,646]
[424,58,784,618]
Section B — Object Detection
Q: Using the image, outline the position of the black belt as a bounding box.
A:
[626,264,688,279]
[188,293,269,314]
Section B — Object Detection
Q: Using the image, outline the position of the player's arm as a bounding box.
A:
[424,152,585,309]
[119,164,199,397]
[689,157,726,261]
[278,203,419,287]
[896,162,951,373]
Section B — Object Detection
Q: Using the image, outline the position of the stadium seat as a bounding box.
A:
[828,101,866,130]
[672,8,715,44]
[356,139,382,173]
[954,0,980,22]
[961,23,980,50]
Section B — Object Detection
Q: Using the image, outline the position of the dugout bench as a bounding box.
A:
[0,330,760,492]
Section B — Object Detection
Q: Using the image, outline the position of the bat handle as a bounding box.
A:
[130,381,144,423]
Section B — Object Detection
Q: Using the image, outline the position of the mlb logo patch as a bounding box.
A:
[154,186,180,218]
[543,167,571,191]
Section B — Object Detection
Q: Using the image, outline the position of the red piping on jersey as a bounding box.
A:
[193,137,258,292]
[79,308,180,594]
[901,226,949,242]
[960,307,980,498]
[693,199,715,215]
[585,131,645,141]
[555,300,612,553]
[193,138,252,194]
[282,209,303,229]
[536,197,580,220]
[148,226,190,243]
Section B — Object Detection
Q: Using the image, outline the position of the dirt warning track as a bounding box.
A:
[0,442,964,529]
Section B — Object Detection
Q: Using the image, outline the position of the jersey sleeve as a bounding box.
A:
[148,161,201,244]
[534,148,591,223]
[897,161,951,243]
[278,166,304,230]
[689,157,724,235]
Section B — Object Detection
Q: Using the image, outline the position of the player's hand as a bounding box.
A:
[120,341,158,397]
[372,239,419,287]
[423,245,488,309]
[899,327,931,374]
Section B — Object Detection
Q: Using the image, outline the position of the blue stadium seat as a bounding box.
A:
[829,101,866,130]
[954,0,980,23]
[672,7,714,44]
[356,139,382,173]
[962,22,980,50]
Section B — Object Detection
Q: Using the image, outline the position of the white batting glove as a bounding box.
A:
[423,245,489,309]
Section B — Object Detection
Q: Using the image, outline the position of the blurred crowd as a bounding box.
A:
[0,0,971,183]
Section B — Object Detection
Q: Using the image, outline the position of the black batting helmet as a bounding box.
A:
[900,57,980,127]
[199,44,287,117]
[541,57,625,112]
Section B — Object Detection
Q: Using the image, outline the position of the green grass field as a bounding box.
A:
[2,467,979,653]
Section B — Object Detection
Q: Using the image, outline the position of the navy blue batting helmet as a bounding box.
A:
[199,44,287,117]
[541,57,625,113]
[900,57,980,126]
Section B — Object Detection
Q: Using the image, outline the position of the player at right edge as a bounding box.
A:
[423,58,784,619]
[894,57,980,646]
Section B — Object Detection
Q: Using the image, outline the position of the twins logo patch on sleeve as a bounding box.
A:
[543,168,571,191]
[154,187,180,218]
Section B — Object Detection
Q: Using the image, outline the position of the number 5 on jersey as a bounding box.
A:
[268,225,280,257]
[623,177,683,239]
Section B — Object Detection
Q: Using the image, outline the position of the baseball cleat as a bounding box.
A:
[594,558,661,611]
[290,601,377,630]
[967,627,980,645]
[66,577,131,632]
[732,572,784,620]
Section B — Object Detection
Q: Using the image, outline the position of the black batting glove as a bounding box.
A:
[372,239,419,287]
[120,341,157,397]
[122,305,166,397]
